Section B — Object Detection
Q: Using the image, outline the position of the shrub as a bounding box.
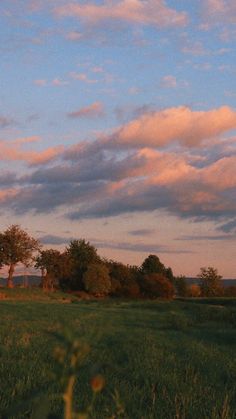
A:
[187,284,201,297]
[122,280,141,298]
[110,278,122,296]
[83,263,111,296]
[224,286,236,297]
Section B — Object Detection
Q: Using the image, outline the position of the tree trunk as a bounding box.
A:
[7,264,15,288]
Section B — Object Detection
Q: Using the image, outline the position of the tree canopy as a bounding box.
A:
[198,266,223,297]
[0,225,40,288]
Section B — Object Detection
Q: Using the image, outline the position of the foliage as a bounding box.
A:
[198,267,223,297]
[187,284,201,298]
[83,263,111,296]
[35,249,63,290]
[107,260,141,297]
[108,261,136,284]
[174,276,188,297]
[141,254,174,282]
[0,225,40,288]
[63,240,101,291]
[141,254,165,275]
[224,286,236,297]
[141,273,174,299]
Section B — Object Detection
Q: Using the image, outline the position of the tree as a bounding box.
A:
[35,249,62,290]
[0,225,40,288]
[141,255,165,275]
[140,273,174,299]
[65,240,101,290]
[174,276,188,297]
[198,267,223,297]
[141,255,174,281]
[83,263,111,296]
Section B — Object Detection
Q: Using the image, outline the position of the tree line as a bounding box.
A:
[0,225,235,298]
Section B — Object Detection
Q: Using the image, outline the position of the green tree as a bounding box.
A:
[83,263,111,296]
[174,276,188,297]
[35,249,63,290]
[0,225,40,288]
[141,255,165,275]
[198,267,223,297]
[65,240,101,290]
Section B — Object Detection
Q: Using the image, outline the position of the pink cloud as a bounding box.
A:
[204,0,236,25]
[160,75,177,88]
[27,146,64,165]
[0,189,18,202]
[67,102,104,119]
[34,79,47,86]
[0,138,63,165]
[52,78,69,86]
[203,156,236,189]
[69,72,98,84]
[55,0,188,28]
[114,106,236,148]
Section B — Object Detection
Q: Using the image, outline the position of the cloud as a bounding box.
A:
[65,31,83,41]
[38,234,71,245]
[69,72,98,84]
[34,79,47,86]
[55,0,188,28]
[52,78,69,86]
[160,75,177,88]
[111,106,236,148]
[37,233,192,254]
[1,105,236,235]
[128,229,154,236]
[176,234,236,241]
[0,171,18,186]
[204,0,236,25]
[67,102,104,119]
[0,137,62,166]
[0,115,15,128]
[219,219,236,233]
[90,238,192,254]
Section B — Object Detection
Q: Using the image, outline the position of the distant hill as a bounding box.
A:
[0,275,41,287]
[186,278,236,287]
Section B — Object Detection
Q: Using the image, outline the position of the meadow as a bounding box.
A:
[0,290,235,418]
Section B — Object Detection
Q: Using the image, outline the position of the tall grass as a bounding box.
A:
[0,294,235,418]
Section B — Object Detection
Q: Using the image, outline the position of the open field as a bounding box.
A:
[0,290,235,418]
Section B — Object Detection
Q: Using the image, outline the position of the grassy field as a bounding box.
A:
[0,290,235,418]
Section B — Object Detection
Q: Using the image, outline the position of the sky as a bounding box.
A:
[0,0,236,278]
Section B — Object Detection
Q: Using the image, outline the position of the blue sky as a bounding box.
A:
[0,0,236,277]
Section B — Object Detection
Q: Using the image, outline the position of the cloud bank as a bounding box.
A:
[1,105,236,234]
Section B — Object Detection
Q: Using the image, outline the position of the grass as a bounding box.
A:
[0,291,235,418]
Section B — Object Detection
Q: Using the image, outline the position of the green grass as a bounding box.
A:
[0,292,235,418]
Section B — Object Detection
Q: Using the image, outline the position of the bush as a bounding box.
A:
[83,263,111,296]
[140,273,174,299]
[110,278,122,296]
[224,286,236,297]
[187,284,201,297]
[122,280,141,298]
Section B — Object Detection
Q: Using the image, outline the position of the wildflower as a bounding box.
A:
[90,374,105,393]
